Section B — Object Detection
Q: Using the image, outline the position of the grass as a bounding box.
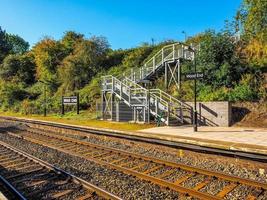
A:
[0,110,155,132]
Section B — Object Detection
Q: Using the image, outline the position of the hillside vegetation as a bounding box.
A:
[0,0,266,116]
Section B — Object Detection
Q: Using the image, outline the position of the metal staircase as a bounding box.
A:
[102,75,192,125]
[124,43,194,83]
[101,42,195,125]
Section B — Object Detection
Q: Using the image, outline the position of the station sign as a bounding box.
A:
[184,72,204,80]
[61,95,80,115]
[63,96,78,105]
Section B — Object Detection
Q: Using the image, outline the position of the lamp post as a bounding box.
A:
[182,31,187,42]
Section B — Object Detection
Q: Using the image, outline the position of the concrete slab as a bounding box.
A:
[139,126,267,155]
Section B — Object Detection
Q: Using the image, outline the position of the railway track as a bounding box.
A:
[4,126,267,200]
[0,140,121,200]
[2,116,267,162]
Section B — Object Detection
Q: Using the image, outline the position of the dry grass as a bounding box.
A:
[0,111,155,131]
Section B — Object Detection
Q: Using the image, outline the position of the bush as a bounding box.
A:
[198,85,229,101]
[229,84,256,101]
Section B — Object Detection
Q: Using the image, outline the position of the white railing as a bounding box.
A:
[101,43,198,125]
[102,75,147,106]
[124,43,194,82]
[102,75,190,125]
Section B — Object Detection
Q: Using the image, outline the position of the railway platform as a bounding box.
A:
[139,126,267,156]
[1,116,267,158]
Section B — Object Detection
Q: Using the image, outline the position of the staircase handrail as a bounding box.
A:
[102,75,131,91]
[150,89,191,109]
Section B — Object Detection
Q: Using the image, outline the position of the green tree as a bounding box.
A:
[238,0,267,39]
[196,30,243,88]
[61,31,84,54]
[236,0,267,69]
[58,39,108,92]
[33,37,66,85]
[0,27,11,63]
[0,80,28,108]
[6,34,29,54]
[0,53,36,84]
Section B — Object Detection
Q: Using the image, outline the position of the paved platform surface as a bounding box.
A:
[139,126,267,155]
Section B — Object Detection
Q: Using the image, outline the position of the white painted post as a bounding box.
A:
[155,98,158,117]
[153,57,155,72]
[173,44,175,60]
[162,48,164,64]
[143,107,146,123]
[147,90,150,124]
[180,102,184,123]
[133,107,136,122]
[120,82,122,97]
[112,77,114,92]
[167,103,170,126]
[129,89,131,105]
[131,69,133,80]
[178,59,181,89]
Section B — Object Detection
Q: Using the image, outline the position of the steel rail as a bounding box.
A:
[1,116,267,162]
[0,174,27,200]
[23,129,267,190]
[10,128,267,199]
[0,140,122,200]
[14,131,219,200]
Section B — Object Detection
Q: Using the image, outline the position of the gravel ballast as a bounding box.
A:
[0,130,183,199]
[1,120,267,199]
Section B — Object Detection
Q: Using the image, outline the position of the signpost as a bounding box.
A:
[185,72,204,80]
[185,46,203,132]
[61,94,79,115]
[184,72,204,132]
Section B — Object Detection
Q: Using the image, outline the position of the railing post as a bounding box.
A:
[147,90,150,124]
[155,97,158,117]
[101,91,104,120]
[112,77,114,92]
[131,68,133,80]
[162,48,164,64]
[167,103,170,126]
[120,82,122,97]
[180,102,184,123]
[129,88,131,105]
[153,57,155,72]
[173,44,175,60]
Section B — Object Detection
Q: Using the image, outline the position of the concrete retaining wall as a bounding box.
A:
[185,101,231,127]
[98,100,231,127]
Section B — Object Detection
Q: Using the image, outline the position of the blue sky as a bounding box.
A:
[0,0,241,49]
